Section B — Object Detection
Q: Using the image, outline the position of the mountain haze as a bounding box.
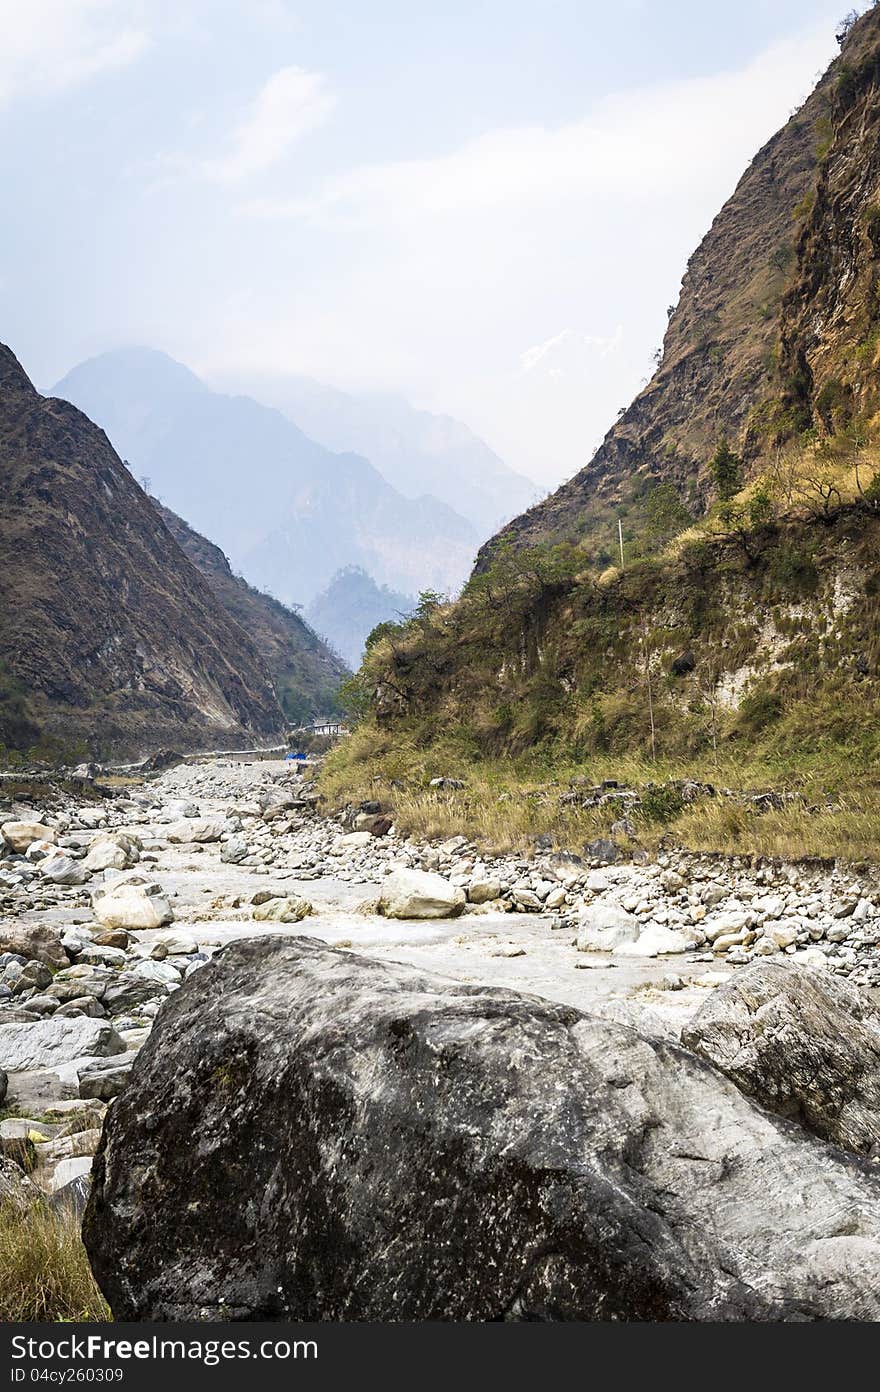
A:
[219,372,538,536]
[52,350,478,606]
[305,567,414,670]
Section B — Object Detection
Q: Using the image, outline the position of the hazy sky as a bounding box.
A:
[0,0,865,487]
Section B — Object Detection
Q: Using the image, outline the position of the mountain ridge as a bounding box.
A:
[0,343,286,758]
[153,502,349,723]
[52,350,479,606]
[218,370,538,536]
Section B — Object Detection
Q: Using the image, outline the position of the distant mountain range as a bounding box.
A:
[214,371,539,537]
[305,568,414,670]
[51,349,481,609]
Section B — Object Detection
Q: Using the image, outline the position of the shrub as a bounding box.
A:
[737,689,784,733]
[0,1201,110,1322]
[710,437,743,501]
[637,784,686,826]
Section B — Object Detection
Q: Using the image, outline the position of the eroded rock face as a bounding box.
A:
[681,961,880,1157]
[85,938,880,1322]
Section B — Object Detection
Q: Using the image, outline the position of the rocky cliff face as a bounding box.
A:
[0,345,285,757]
[480,5,880,566]
[154,503,349,722]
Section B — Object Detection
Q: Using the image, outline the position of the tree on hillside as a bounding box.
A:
[710,437,743,501]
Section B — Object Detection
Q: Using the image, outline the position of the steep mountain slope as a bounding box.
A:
[305,567,414,669]
[52,349,478,604]
[154,502,349,722]
[480,6,880,568]
[220,372,538,535]
[0,345,285,758]
[336,7,880,788]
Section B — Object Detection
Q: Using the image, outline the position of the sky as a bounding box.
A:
[0,0,868,488]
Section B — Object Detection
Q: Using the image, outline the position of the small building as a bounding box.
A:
[310,718,347,737]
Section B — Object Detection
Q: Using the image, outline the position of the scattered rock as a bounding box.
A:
[0,924,68,970]
[0,1018,126,1071]
[576,903,639,952]
[1,821,57,853]
[252,896,311,923]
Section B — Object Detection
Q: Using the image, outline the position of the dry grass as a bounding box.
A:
[322,722,880,862]
[0,1201,110,1322]
[672,795,880,862]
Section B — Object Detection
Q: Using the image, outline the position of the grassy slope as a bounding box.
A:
[324,488,880,861]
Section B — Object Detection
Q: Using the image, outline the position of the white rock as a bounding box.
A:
[378,867,466,920]
[83,833,140,872]
[50,1156,93,1193]
[1,821,57,853]
[614,924,692,958]
[766,922,799,950]
[791,948,832,971]
[338,832,373,849]
[128,959,181,986]
[585,870,611,893]
[92,877,174,930]
[166,819,226,844]
[151,929,198,955]
[576,903,639,952]
[704,911,752,943]
[0,1018,125,1071]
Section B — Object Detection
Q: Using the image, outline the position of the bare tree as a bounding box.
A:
[695,655,723,768]
[795,467,842,518]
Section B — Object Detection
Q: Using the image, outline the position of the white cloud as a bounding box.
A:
[520,328,624,378]
[242,27,834,225]
[0,0,149,108]
[201,65,334,183]
[224,22,838,486]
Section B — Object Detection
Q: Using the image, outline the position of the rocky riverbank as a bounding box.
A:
[2,756,880,1217]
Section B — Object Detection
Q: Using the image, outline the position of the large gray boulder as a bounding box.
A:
[85,938,880,1322]
[681,961,880,1157]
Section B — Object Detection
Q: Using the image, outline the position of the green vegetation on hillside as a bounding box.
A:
[326,462,880,860]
